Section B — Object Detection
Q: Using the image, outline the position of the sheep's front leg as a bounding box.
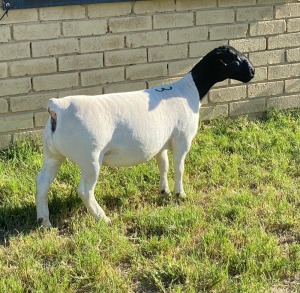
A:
[78,161,110,223]
[36,156,64,227]
[173,142,190,199]
[156,149,170,196]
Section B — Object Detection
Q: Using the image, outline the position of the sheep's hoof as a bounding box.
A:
[102,216,112,225]
[37,218,52,228]
[158,191,171,206]
[175,192,187,200]
[160,190,171,197]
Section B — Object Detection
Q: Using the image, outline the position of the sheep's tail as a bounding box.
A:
[47,99,61,133]
[48,108,57,132]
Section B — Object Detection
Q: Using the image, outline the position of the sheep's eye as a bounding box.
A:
[220,53,236,65]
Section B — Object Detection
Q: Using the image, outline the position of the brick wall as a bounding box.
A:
[0,0,300,149]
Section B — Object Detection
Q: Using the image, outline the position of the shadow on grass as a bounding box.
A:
[0,200,37,247]
[0,191,82,247]
[0,188,172,247]
[101,191,175,213]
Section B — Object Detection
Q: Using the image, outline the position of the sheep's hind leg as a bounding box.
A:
[36,155,65,228]
[173,142,190,199]
[156,149,170,196]
[78,159,110,223]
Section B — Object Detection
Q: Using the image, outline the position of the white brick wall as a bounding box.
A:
[0,0,300,148]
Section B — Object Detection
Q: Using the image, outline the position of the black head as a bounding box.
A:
[191,45,255,99]
[212,45,255,83]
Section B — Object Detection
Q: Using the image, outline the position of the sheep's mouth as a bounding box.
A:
[241,73,255,83]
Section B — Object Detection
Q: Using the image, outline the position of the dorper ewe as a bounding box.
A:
[36,45,255,227]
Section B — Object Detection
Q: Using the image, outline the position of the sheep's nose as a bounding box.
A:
[250,67,255,76]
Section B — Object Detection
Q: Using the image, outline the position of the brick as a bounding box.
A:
[249,50,285,66]
[0,63,8,78]
[213,80,229,89]
[126,31,168,48]
[1,9,38,24]
[10,93,56,112]
[250,20,286,36]
[248,81,284,98]
[189,40,227,58]
[269,63,300,80]
[0,78,31,97]
[153,12,194,29]
[200,104,228,121]
[13,130,43,143]
[219,0,256,7]
[258,0,294,3]
[287,48,300,62]
[176,0,216,10]
[58,86,103,98]
[81,68,124,86]
[287,18,300,33]
[230,99,266,116]
[80,35,124,53]
[148,44,188,62]
[32,38,79,57]
[104,81,146,94]
[285,79,300,94]
[0,26,11,42]
[210,24,248,40]
[39,5,86,21]
[236,6,273,21]
[10,58,57,77]
[267,95,300,110]
[249,67,268,83]
[35,112,49,127]
[268,33,300,49]
[275,3,300,18]
[133,0,175,14]
[0,98,8,113]
[0,113,33,132]
[0,43,30,61]
[63,20,107,37]
[229,38,266,52]
[87,2,131,18]
[59,53,103,71]
[109,16,152,33]
[13,23,60,41]
[126,63,167,80]
[168,58,199,76]
[169,27,208,44]
[104,48,146,67]
[209,85,247,103]
[0,134,11,149]
[33,73,79,91]
[196,9,234,25]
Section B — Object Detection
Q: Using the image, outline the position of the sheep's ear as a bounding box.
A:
[218,52,236,65]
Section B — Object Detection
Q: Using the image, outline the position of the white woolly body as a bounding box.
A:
[45,73,200,167]
[36,45,255,227]
[37,73,201,227]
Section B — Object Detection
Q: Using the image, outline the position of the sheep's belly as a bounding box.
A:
[102,147,159,167]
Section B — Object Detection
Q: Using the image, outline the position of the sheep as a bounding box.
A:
[36,45,255,227]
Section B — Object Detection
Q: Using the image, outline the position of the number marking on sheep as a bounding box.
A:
[155,86,173,92]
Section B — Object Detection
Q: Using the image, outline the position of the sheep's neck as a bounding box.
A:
[191,59,223,101]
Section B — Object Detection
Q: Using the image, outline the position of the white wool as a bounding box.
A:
[36,44,255,227]
[36,73,200,227]
[47,74,199,167]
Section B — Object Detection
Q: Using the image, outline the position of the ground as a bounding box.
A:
[0,110,299,292]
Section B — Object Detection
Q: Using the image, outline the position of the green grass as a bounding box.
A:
[0,110,299,292]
